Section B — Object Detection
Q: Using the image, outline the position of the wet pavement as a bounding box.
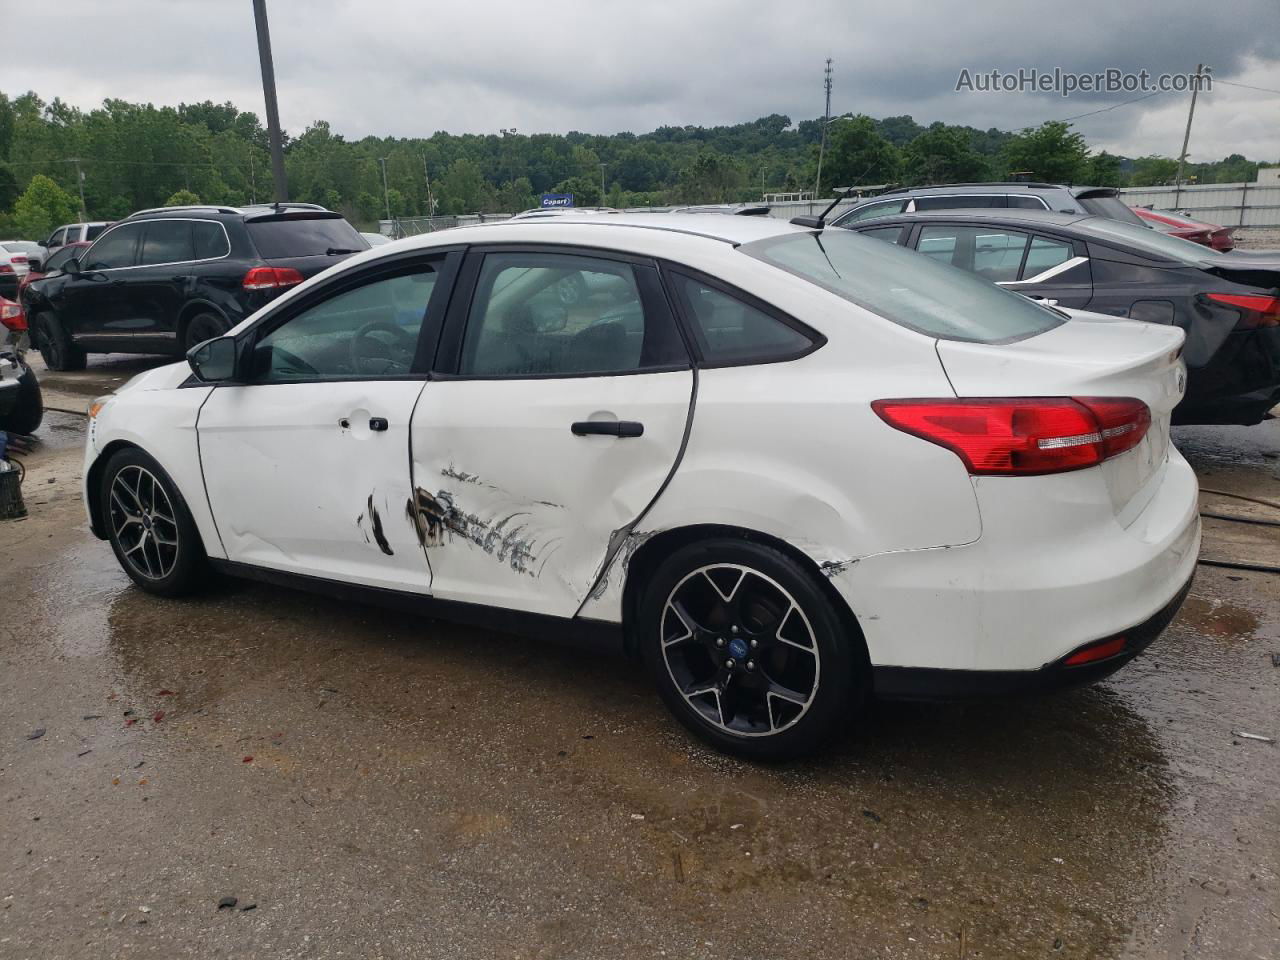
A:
[1,356,1278,959]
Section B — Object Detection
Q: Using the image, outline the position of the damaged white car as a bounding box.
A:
[84,213,1200,758]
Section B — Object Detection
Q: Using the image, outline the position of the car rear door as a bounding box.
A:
[196,250,460,592]
[997,233,1093,308]
[408,245,694,617]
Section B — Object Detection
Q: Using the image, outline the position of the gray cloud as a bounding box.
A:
[1,0,1276,160]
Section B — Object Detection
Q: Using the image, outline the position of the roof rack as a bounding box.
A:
[127,204,244,218]
[876,181,1060,197]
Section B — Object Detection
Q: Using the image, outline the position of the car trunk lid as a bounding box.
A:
[936,315,1186,520]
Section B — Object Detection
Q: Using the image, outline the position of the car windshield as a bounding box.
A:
[246,216,368,259]
[742,229,1063,344]
[1083,217,1220,263]
[1075,194,1146,226]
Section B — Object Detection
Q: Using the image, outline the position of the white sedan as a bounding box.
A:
[83,213,1199,758]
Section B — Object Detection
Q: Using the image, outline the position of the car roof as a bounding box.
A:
[123,203,338,222]
[409,211,808,248]
[848,208,1096,230]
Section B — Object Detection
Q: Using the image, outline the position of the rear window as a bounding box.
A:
[246,216,367,259]
[1075,194,1146,226]
[742,230,1064,344]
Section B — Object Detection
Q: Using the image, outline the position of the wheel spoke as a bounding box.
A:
[775,604,816,653]
[109,465,180,581]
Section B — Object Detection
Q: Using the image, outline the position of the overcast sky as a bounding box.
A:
[2,0,1278,161]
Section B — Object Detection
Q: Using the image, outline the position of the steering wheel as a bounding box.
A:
[350,320,417,375]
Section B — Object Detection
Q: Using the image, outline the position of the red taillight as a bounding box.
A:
[10,255,27,264]
[0,298,26,332]
[1063,634,1127,666]
[1204,292,1280,329]
[0,264,13,274]
[242,266,305,291]
[871,397,1151,476]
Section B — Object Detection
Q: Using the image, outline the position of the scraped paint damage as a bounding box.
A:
[358,494,394,556]
[406,485,550,576]
[586,528,657,601]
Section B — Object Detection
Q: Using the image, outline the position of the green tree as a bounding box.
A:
[820,116,899,193]
[165,189,201,206]
[10,174,79,238]
[1001,122,1090,183]
[1129,155,1179,187]
[901,125,990,185]
[1086,151,1123,186]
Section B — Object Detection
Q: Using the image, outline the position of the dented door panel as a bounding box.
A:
[409,371,694,617]
[197,380,433,591]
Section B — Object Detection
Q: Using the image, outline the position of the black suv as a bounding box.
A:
[22,203,368,370]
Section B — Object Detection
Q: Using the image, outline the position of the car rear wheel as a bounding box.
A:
[100,447,207,596]
[32,312,86,372]
[639,538,865,759]
[183,312,230,353]
[0,366,44,434]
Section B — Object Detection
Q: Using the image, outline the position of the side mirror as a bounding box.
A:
[186,335,238,382]
[62,257,81,277]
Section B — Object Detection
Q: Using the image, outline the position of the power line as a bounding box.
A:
[1058,89,1166,123]
[1214,78,1280,96]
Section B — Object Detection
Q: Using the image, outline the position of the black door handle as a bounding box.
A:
[571,420,644,438]
[369,417,389,431]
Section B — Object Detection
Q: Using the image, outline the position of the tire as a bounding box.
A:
[638,538,866,760]
[183,312,229,353]
[99,447,208,597]
[32,311,87,372]
[0,366,44,434]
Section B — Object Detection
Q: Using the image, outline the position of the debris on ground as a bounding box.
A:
[217,896,238,910]
[26,728,46,740]
[862,809,882,823]
[240,903,257,912]
[152,711,165,723]
[1232,731,1275,743]
[1271,653,1280,668]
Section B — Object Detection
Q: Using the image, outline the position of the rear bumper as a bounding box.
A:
[1178,328,1280,425]
[872,573,1193,699]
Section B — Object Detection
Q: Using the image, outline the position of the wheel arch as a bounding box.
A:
[86,439,140,539]
[175,300,230,348]
[619,523,870,670]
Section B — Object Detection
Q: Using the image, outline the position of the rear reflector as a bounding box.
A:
[1204,292,1280,328]
[242,266,305,291]
[1063,634,1127,666]
[871,397,1151,476]
[0,299,26,332]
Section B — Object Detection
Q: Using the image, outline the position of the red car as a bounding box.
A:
[1131,207,1236,251]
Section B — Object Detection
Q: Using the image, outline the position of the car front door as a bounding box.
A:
[996,233,1093,308]
[408,246,694,617]
[195,251,459,592]
[55,221,144,344]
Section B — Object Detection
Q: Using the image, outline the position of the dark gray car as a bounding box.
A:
[832,182,1147,228]
[841,209,1280,425]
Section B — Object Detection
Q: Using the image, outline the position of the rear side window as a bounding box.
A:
[193,221,231,260]
[1007,195,1049,210]
[840,199,907,223]
[85,224,108,241]
[1075,194,1145,225]
[859,226,905,245]
[247,216,367,259]
[139,221,195,266]
[670,273,817,365]
[914,195,1004,211]
[1022,236,1074,277]
[742,230,1063,344]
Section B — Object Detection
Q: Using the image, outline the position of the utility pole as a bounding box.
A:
[422,155,436,215]
[249,150,257,204]
[70,158,87,217]
[380,157,392,220]
[599,163,607,206]
[1175,63,1204,195]
[813,58,833,204]
[252,0,289,202]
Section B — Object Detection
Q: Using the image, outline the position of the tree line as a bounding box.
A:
[0,90,1272,238]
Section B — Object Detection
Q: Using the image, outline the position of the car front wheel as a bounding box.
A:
[32,312,87,372]
[639,538,866,759]
[100,447,207,596]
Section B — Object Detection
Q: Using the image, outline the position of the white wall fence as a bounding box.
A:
[1117,182,1280,229]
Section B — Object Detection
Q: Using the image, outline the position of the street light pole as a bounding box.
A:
[252,0,289,203]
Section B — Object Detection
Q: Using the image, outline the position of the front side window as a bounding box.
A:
[139,221,195,266]
[81,224,142,271]
[741,229,1063,344]
[459,252,685,377]
[44,246,81,273]
[670,273,816,364]
[840,199,906,223]
[253,267,437,381]
[48,228,67,248]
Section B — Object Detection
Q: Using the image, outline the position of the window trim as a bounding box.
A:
[221,248,463,386]
[78,221,145,272]
[432,243,691,382]
[659,262,826,369]
[97,218,232,271]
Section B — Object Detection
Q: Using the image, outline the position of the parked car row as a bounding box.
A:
[1132,206,1236,251]
[0,297,42,435]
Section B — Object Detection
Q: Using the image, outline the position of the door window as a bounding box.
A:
[253,267,438,381]
[914,195,1005,210]
[139,221,195,266]
[670,273,817,365]
[81,224,142,270]
[1020,236,1074,278]
[85,224,108,241]
[193,221,231,260]
[1007,195,1050,210]
[459,252,685,377]
[48,228,67,248]
[916,225,1030,281]
[859,226,905,245]
[840,199,906,223]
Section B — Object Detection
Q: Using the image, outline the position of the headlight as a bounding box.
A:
[87,395,114,419]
